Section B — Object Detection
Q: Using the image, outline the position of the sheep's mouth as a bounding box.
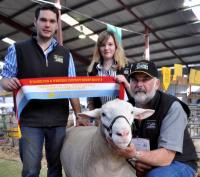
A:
[114,140,130,149]
[112,135,132,148]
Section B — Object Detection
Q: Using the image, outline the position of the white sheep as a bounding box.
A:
[60,99,154,177]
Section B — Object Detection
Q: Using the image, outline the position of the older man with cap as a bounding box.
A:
[115,60,198,177]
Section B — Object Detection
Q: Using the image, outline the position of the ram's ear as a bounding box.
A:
[78,108,101,119]
[133,107,155,120]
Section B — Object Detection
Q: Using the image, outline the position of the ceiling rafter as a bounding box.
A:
[152,51,200,62]
[0,0,199,73]
[83,43,200,59]
[61,0,99,14]
[62,6,199,52]
[0,13,32,36]
[124,32,200,50]
[1,0,197,55]
[0,0,97,40]
[62,0,156,31]
[62,1,190,33]
[0,1,99,65]
[9,4,37,18]
[117,0,189,69]
[69,29,200,53]
[127,43,200,58]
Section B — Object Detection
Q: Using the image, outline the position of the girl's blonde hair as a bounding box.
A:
[87,31,128,73]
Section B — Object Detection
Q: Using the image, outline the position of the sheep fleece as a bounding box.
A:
[60,126,136,177]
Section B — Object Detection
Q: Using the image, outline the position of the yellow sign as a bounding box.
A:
[162,67,171,91]
[189,69,200,85]
[195,70,200,85]
[173,64,183,81]
[8,125,21,138]
[189,69,196,84]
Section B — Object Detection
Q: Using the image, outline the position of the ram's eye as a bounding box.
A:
[102,112,106,117]
[131,111,134,114]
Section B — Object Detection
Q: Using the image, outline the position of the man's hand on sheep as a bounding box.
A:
[135,161,152,177]
[76,113,98,126]
[107,137,153,177]
[76,116,89,126]
[107,137,137,159]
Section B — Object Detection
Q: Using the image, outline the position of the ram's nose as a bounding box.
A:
[116,130,129,137]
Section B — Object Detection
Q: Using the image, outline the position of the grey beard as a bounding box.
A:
[133,90,156,106]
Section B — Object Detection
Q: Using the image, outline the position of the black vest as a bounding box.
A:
[15,38,70,127]
[88,62,131,108]
[130,90,198,170]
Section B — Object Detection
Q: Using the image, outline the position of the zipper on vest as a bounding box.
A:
[46,58,48,67]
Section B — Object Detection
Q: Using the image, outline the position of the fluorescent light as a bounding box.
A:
[61,13,98,42]
[61,14,79,26]
[78,25,86,39]
[78,33,86,39]
[184,0,200,7]
[2,37,16,45]
[192,6,200,20]
[184,0,200,20]
[75,25,93,35]
[89,34,98,42]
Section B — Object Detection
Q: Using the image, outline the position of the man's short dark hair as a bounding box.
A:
[35,3,59,21]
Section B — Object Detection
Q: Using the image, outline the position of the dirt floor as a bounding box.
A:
[0,138,67,177]
[0,138,19,160]
[0,144,19,161]
[1,138,200,177]
[0,138,47,168]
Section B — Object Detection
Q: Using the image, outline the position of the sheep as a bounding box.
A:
[60,99,154,177]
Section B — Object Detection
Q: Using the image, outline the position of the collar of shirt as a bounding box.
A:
[96,63,118,71]
[44,38,58,56]
[32,36,58,56]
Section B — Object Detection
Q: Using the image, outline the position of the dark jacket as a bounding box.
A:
[130,90,198,170]
[15,38,70,127]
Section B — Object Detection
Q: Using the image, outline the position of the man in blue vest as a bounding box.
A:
[0,4,81,177]
[115,60,198,177]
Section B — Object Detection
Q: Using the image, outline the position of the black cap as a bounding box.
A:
[129,60,158,78]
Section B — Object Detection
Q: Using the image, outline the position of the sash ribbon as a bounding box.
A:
[14,76,125,120]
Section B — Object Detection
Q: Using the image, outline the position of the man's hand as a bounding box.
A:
[76,115,98,126]
[115,75,132,97]
[108,138,153,176]
[1,77,21,91]
[135,161,152,177]
[115,75,130,89]
[76,117,90,126]
[107,138,137,159]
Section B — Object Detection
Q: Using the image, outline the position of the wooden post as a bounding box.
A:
[55,0,63,46]
[144,27,149,61]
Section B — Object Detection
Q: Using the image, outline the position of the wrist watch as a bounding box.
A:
[135,151,142,159]
[129,151,142,161]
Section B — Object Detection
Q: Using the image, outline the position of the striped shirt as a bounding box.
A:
[96,63,117,105]
[1,38,76,78]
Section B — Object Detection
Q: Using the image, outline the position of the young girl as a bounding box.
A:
[87,30,130,110]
